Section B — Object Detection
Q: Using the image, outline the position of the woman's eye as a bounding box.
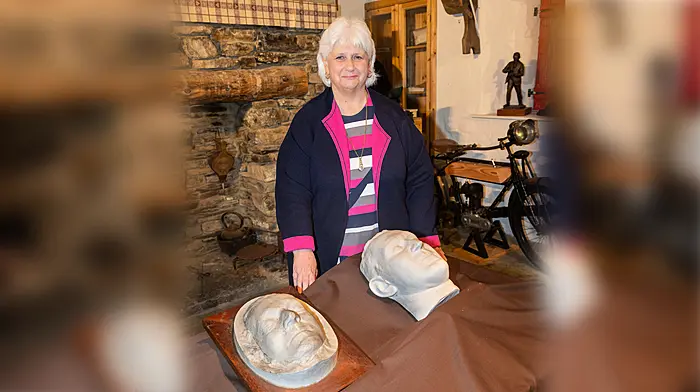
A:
[353,55,364,60]
[336,55,345,60]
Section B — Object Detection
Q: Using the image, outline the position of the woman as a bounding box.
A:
[275,17,444,292]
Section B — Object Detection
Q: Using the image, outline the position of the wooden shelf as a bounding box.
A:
[406,44,426,50]
[471,113,555,122]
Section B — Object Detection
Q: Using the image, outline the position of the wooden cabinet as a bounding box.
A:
[532,0,565,110]
[366,0,436,142]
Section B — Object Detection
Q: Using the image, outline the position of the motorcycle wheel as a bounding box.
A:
[508,183,554,269]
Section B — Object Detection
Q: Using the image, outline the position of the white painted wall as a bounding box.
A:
[435,0,544,222]
[435,0,541,163]
[337,0,370,20]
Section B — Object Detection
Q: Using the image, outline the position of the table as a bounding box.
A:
[198,255,548,391]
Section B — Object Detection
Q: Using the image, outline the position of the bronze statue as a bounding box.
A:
[502,52,525,108]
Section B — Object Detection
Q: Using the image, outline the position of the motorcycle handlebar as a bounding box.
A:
[434,139,513,160]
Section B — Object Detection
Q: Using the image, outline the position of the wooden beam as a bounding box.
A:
[181,66,308,103]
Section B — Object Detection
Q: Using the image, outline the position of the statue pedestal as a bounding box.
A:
[497,107,532,116]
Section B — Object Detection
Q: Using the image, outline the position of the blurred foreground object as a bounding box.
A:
[543,0,698,390]
[0,1,189,391]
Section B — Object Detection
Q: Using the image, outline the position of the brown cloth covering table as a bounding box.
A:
[302,255,548,391]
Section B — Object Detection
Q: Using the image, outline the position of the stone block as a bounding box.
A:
[185,158,211,169]
[249,215,278,232]
[260,31,299,52]
[308,72,322,85]
[247,125,288,153]
[296,35,319,52]
[221,42,256,56]
[186,175,207,188]
[251,191,276,217]
[237,56,257,69]
[173,24,213,35]
[191,57,239,69]
[241,163,276,183]
[250,152,279,163]
[240,177,276,194]
[282,53,315,65]
[198,195,225,209]
[255,52,287,64]
[251,100,279,109]
[278,109,291,123]
[182,37,218,59]
[201,219,224,234]
[242,103,283,128]
[276,98,306,108]
[213,28,257,43]
[187,167,214,176]
[256,231,279,245]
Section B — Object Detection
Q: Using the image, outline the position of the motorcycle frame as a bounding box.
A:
[434,142,538,226]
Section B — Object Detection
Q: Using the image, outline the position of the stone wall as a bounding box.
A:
[174,22,324,314]
[175,22,324,259]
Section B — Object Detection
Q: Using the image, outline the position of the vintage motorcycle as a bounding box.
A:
[432,119,553,268]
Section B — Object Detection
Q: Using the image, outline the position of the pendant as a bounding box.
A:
[358,157,364,171]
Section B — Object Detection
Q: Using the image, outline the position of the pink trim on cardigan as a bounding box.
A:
[419,235,441,248]
[366,93,391,198]
[322,99,351,197]
[283,236,316,252]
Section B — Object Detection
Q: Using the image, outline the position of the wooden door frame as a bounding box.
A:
[397,0,427,110]
[427,0,437,148]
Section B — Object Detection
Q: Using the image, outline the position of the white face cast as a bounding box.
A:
[233,294,338,388]
[244,295,324,363]
[361,230,460,321]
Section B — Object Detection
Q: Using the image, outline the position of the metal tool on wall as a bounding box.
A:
[209,131,234,191]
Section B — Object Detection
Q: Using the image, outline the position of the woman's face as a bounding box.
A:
[323,42,370,91]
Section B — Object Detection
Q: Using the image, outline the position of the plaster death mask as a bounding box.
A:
[233,293,338,388]
[361,230,460,321]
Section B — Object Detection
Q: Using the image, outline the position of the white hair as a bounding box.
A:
[317,17,377,88]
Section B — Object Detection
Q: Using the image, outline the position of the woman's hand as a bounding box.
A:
[292,250,318,293]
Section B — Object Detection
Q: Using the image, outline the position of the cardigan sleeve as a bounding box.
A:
[402,116,441,247]
[275,116,315,252]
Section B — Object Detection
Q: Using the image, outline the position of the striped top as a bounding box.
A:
[338,105,378,263]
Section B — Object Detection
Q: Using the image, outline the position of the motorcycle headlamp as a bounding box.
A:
[507,119,538,146]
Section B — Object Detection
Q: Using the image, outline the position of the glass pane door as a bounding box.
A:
[404,5,428,127]
[368,10,395,90]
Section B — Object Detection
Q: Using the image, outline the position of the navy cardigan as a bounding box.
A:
[275,87,439,285]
